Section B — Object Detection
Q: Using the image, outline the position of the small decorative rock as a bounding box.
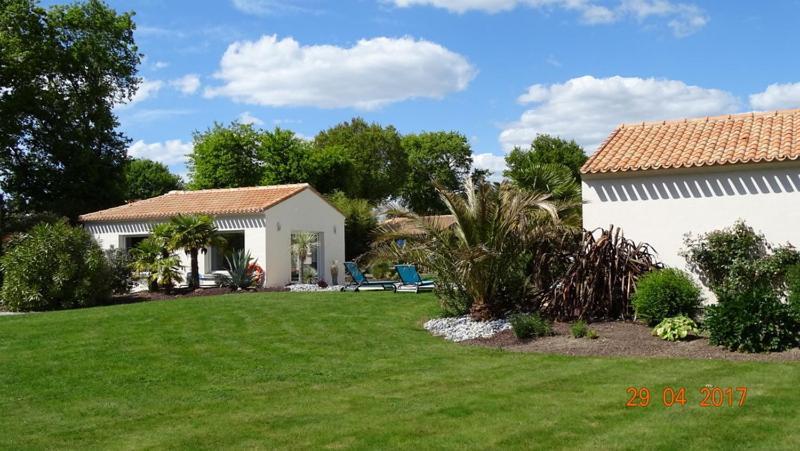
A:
[287,284,344,292]
[424,316,511,342]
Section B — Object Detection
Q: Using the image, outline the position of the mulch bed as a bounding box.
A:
[464,321,800,362]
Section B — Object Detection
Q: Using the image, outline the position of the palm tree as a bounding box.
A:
[167,214,225,289]
[291,232,318,283]
[372,178,573,320]
[129,237,183,292]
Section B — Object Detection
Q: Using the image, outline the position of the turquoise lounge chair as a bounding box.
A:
[342,261,396,292]
[394,264,435,293]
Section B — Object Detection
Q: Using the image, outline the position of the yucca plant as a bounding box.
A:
[224,250,259,291]
[371,179,570,320]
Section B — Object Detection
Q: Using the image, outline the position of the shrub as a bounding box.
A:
[586,329,599,339]
[105,247,134,295]
[788,264,800,317]
[682,221,800,294]
[544,226,661,321]
[570,320,589,338]
[632,268,703,326]
[317,279,328,288]
[0,221,113,311]
[369,260,393,279]
[705,283,800,352]
[510,313,553,339]
[652,316,699,342]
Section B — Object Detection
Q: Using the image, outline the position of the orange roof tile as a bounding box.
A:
[581,109,800,175]
[79,184,310,222]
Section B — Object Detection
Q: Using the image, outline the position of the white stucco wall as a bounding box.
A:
[582,162,800,273]
[83,187,345,288]
[262,188,345,287]
[84,215,268,281]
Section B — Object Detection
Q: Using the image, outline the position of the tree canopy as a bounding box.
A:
[188,122,263,190]
[124,159,183,201]
[314,118,407,202]
[505,134,588,181]
[400,131,473,214]
[0,0,140,221]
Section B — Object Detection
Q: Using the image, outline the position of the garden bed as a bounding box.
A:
[464,321,800,362]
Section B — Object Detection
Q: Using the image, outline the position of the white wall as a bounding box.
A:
[582,163,800,274]
[263,189,345,287]
[84,215,267,283]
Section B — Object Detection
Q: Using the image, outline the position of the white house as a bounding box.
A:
[80,183,345,288]
[582,109,800,274]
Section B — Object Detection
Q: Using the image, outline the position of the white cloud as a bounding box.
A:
[500,75,740,153]
[204,35,476,109]
[231,0,311,15]
[123,79,163,107]
[749,83,800,111]
[153,61,170,70]
[392,0,707,36]
[620,0,708,37]
[128,140,193,166]
[238,111,264,125]
[170,74,201,95]
[472,153,507,181]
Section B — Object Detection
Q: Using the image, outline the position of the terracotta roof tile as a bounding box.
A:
[581,109,800,175]
[79,184,309,222]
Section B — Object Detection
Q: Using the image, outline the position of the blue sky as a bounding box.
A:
[71,0,800,179]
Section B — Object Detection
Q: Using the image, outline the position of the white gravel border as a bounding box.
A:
[287,284,344,292]
[424,316,511,342]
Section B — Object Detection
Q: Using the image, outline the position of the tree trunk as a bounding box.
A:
[299,250,307,283]
[469,297,492,321]
[190,248,199,289]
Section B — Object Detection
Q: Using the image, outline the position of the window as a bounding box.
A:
[210,232,245,271]
[290,232,321,283]
[123,235,148,250]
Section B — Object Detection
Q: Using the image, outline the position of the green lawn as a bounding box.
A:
[1,292,799,450]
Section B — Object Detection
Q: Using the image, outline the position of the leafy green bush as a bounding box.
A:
[510,313,553,339]
[0,221,112,311]
[705,284,800,352]
[652,316,699,342]
[632,268,703,326]
[570,320,588,338]
[586,329,599,340]
[788,264,800,318]
[369,260,393,279]
[105,247,134,294]
[682,221,800,295]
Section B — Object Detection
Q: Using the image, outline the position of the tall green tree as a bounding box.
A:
[260,127,310,186]
[124,158,183,200]
[0,0,140,221]
[314,118,407,202]
[400,131,473,214]
[188,122,263,189]
[327,191,377,261]
[506,134,588,181]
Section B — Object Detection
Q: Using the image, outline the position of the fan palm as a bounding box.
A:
[167,214,225,289]
[291,232,318,283]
